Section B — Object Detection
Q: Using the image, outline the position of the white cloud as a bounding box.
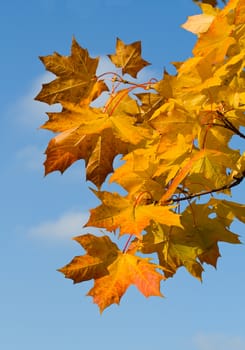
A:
[28,210,108,242]
[28,211,89,240]
[193,333,245,350]
[14,72,60,128]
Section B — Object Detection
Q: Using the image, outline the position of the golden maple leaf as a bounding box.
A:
[35,37,108,105]
[58,234,119,282]
[193,10,235,62]
[85,190,182,238]
[108,37,150,78]
[41,101,152,187]
[142,201,241,279]
[110,147,165,200]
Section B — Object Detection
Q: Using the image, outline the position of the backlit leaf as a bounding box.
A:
[35,37,108,105]
[87,252,164,313]
[85,190,182,238]
[108,37,150,78]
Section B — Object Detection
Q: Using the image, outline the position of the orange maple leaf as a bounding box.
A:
[108,37,150,78]
[41,101,152,187]
[87,253,164,313]
[58,233,164,313]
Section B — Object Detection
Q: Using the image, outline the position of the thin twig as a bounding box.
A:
[168,174,245,203]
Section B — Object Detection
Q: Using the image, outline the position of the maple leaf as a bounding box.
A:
[110,147,166,200]
[159,147,240,204]
[108,37,150,78]
[208,198,245,226]
[149,100,199,155]
[134,92,164,122]
[182,13,215,35]
[142,201,240,279]
[41,101,152,187]
[35,37,108,105]
[85,190,182,238]
[234,0,245,25]
[58,234,119,282]
[59,233,164,313]
[193,8,236,62]
[87,252,164,313]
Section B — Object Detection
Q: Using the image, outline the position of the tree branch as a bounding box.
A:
[169,173,245,203]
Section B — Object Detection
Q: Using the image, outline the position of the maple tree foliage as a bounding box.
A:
[35,0,245,312]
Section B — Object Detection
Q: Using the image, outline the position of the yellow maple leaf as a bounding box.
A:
[85,190,182,238]
[110,147,165,200]
[35,37,108,105]
[108,37,150,78]
[142,201,240,279]
[182,13,215,35]
[193,11,235,62]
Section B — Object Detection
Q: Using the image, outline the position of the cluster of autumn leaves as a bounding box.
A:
[35,0,245,312]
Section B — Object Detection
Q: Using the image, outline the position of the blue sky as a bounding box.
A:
[1,1,245,349]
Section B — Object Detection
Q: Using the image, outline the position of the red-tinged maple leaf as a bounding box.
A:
[58,234,119,283]
[35,37,108,105]
[43,126,127,187]
[59,234,164,313]
[108,37,150,78]
[85,190,182,238]
[87,252,164,313]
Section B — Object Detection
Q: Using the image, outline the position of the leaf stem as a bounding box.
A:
[122,235,133,253]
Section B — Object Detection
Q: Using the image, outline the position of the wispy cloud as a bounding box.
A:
[28,210,106,241]
[14,72,60,128]
[193,333,245,350]
[28,211,89,240]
